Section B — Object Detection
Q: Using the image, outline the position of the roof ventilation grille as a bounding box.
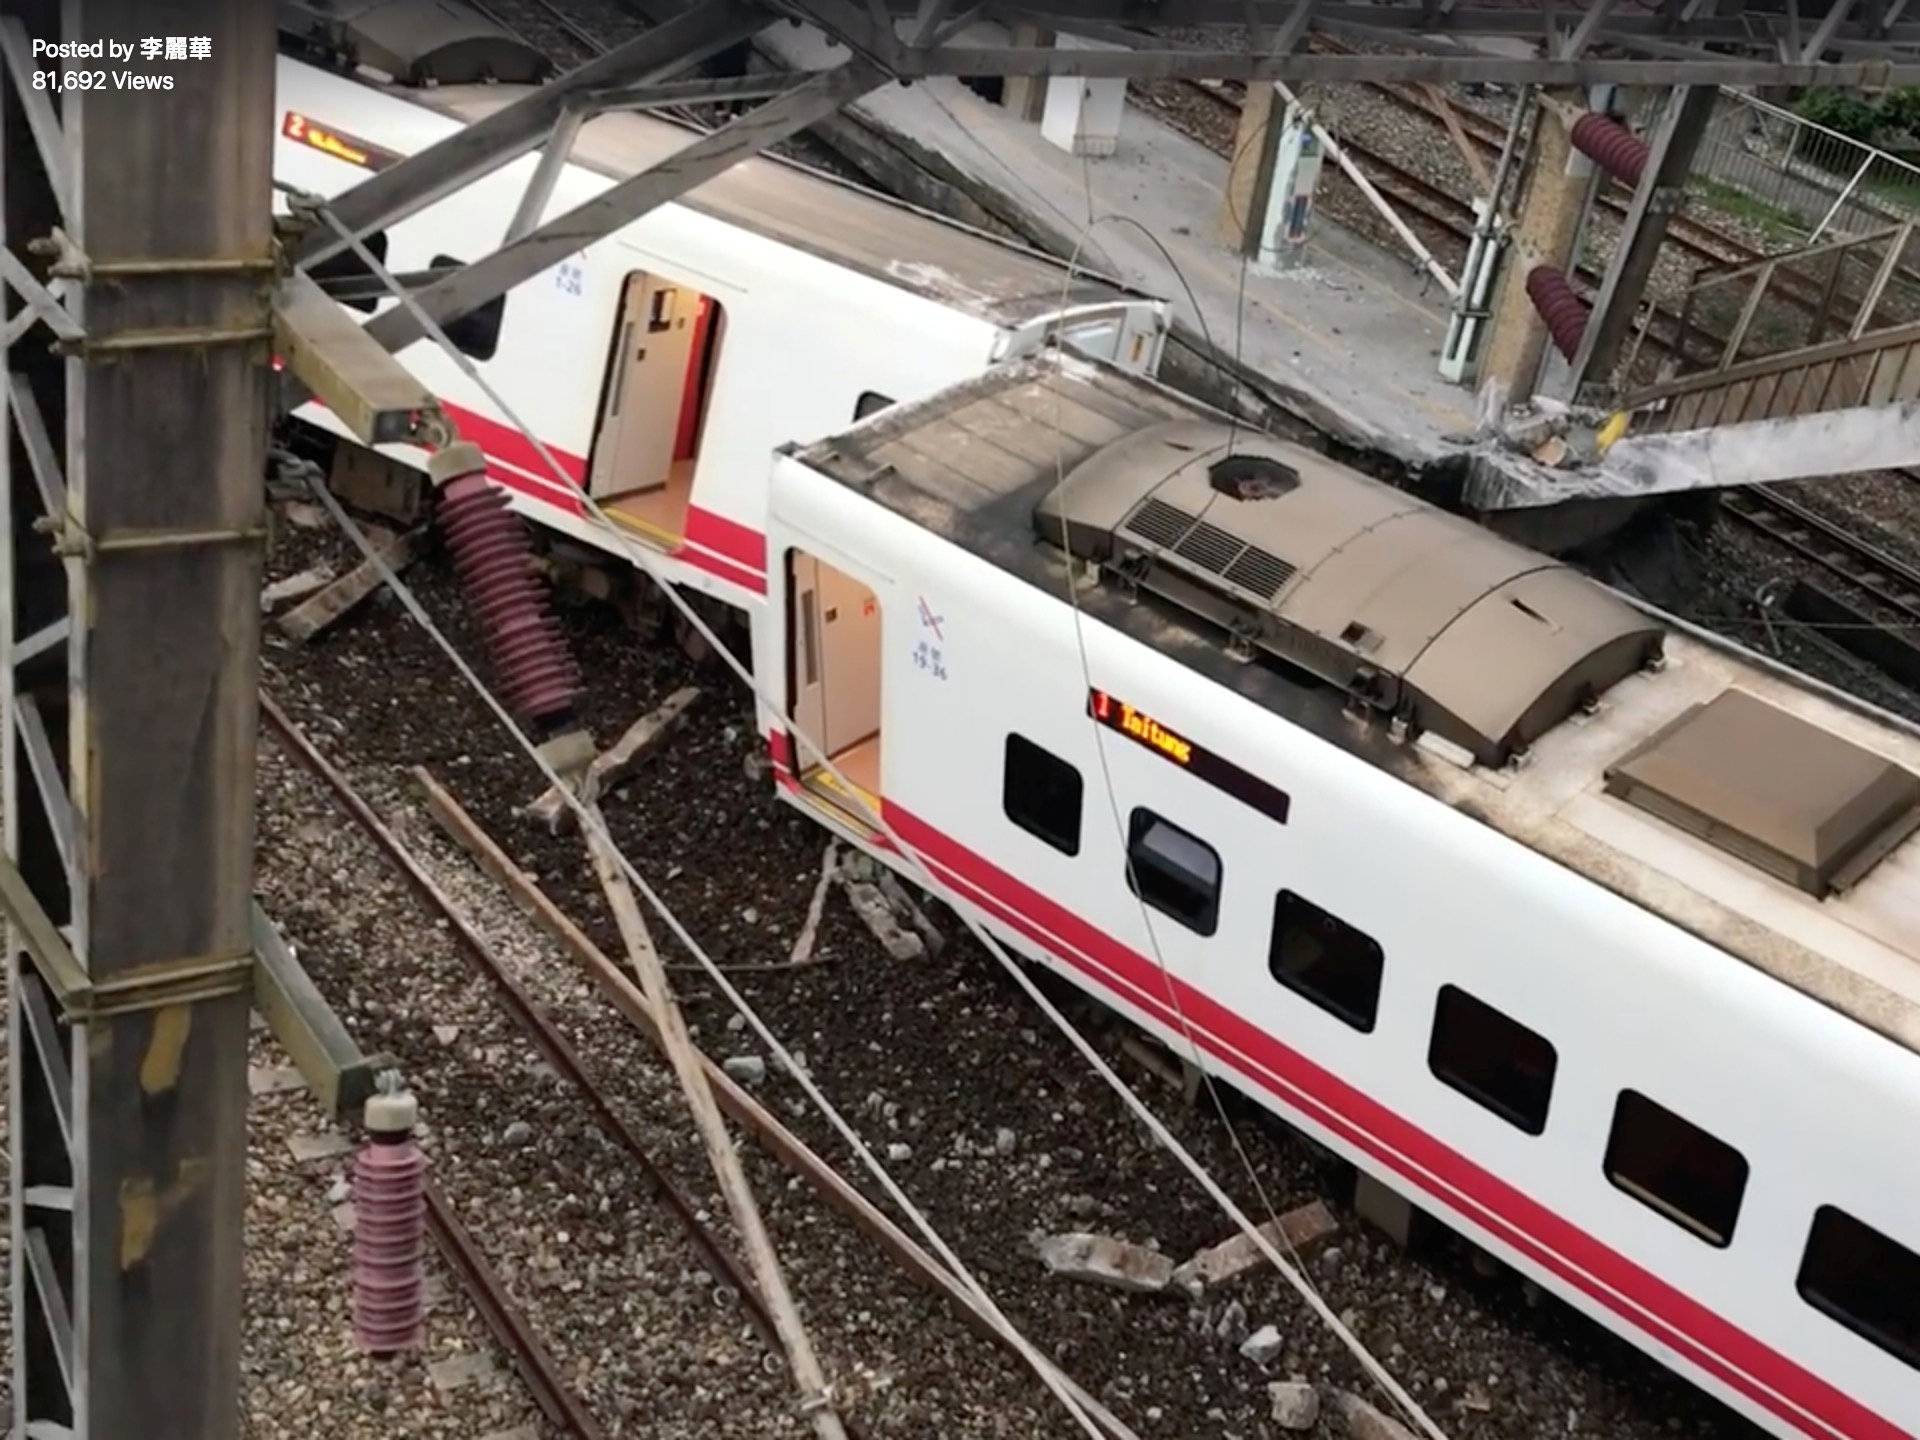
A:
[1175,520,1244,573]
[1126,497,1197,548]
[1222,546,1298,600]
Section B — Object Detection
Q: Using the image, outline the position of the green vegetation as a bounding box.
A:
[1794,87,1886,143]
[1688,177,1809,244]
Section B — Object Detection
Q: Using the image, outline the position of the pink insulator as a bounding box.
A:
[353,1080,426,1355]
[1526,266,1590,360]
[430,442,582,730]
[1571,111,1650,186]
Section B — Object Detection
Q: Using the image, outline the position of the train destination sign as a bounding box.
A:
[282,111,401,171]
[1088,689,1291,823]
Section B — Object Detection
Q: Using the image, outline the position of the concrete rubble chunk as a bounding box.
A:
[1333,1390,1421,1440]
[247,1064,306,1098]
[427,1351,498,1393]
[1268,1379,1321,1431]
[1171,1199,1340,1294]
[286,1131,353,1163]
[844,880,925,961]
[1238,1323,1282,1364]
[723,1055,767,1085]
[1036,1232,1174,1294]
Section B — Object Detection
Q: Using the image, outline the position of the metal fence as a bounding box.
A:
[1691,90,1920,247]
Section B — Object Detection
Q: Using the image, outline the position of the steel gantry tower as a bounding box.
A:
[2,2,273,1436]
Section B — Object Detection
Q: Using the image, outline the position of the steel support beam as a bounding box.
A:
[1556,85,1721,399]
[4,4,274,1439]
[296,1,774,267]
[364,62,887,357]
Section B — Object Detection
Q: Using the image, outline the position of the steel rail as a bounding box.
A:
[425,1180,609,1440]
[257,693,810,1389]
[1720,486,1920,627]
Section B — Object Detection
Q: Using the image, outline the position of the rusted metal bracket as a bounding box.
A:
[0,856,252,1020]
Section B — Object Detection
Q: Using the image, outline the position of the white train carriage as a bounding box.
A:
[272,54,1167,602]
[754,352,1920,1440]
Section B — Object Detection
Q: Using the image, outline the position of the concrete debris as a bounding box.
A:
[1036,1232,1174,1294]
[427,1351,499,1394]
[844,880,925,961]
[277,526,426,643]
[259,562,336,614]
[789,839,840,965]
[1171,1200,1340,1294]
[326,1176,352,1205]
[994,1126,1017,1157]
[281,499,329,530]
[1268,1379,1321,1430]
[432,1024,460,1047]
[723,1055,768,1085]
[330,1201,356,1233]
[502,1120,534,1146]
[524,685,701,832]
[877,871,944,955]
[1213,1298,1249,1344]
[285,1131,353,1164]
[1332,1390,1420,1440]
[885,1142,913,1162]
[1238,1323,1282,1364]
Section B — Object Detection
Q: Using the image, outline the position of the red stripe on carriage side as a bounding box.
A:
[684,505,767,573]
[871,798,1906,1440]
[439,399,587,486]
[677,543,768,595]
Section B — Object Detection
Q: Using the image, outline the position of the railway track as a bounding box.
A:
[259,691,812,1437]
[1720,486,1920,628]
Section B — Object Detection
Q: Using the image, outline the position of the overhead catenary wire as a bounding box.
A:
[292,193,1111,1440]
[294,187,1449,1440]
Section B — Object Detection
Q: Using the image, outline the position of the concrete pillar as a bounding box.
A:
[1219,82,1284,252]
[1000,24,1052,122]
[1480,89,1592,402]
[1041,34,1128,158]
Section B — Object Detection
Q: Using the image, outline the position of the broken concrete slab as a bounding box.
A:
[844,880,925,961]
[1239,1323,1282,1364]
[877,871,944,956]
[1332,1391,1420,1440]
[247,1064,307,1098]
[1268,1379,1320,1430]
[427,1351,498,1393]
[260,562,337,614]
[278,526,426,642]
[285,1131,354,1164]
[1036,1232,1173,1294]
[1171,1200,1340,1293]
[523,685,701,831]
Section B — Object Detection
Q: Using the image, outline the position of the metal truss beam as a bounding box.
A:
[363,61,887,357]
[296,0,774,267]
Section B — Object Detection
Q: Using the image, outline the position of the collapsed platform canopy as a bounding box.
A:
[1036,420,1664,767]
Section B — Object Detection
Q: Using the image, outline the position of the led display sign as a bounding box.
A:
[1089,689,1291,824]
[282,111,401,172]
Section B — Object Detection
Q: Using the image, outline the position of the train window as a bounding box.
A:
[1798,1207,1920,1371]
[855,391,895,421]
[1427,985,1556,1135]
[310,229,389,313]
[1268,891,1382,1032]
[1125,809,1221,936]
[1003,734,1083,856]
[1603,1091,1748,1247]
[431,254,505,362]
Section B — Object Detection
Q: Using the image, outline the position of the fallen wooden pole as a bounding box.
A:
[582,800,851,1440]
[409,768,1143,1440]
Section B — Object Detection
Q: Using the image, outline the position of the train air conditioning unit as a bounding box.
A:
[1035,419,1663,768]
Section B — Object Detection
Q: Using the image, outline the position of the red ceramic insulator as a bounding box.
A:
[352,1135,426,1354]
[1571,111,1650,186]
[1526,266,1590,361]
[433,450,582,730]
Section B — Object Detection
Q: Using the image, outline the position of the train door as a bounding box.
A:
[588,271,724,545]
[788,549,882,822]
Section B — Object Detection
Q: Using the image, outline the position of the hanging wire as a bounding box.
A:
[288,179,1450,1439]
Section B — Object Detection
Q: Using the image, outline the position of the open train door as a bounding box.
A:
[787,549,882,822]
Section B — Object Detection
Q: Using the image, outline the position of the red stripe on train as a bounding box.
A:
[857,797,1901,1440]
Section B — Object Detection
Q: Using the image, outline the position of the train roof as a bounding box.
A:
[789,352,1920,1053]
[415,82,1154,328]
